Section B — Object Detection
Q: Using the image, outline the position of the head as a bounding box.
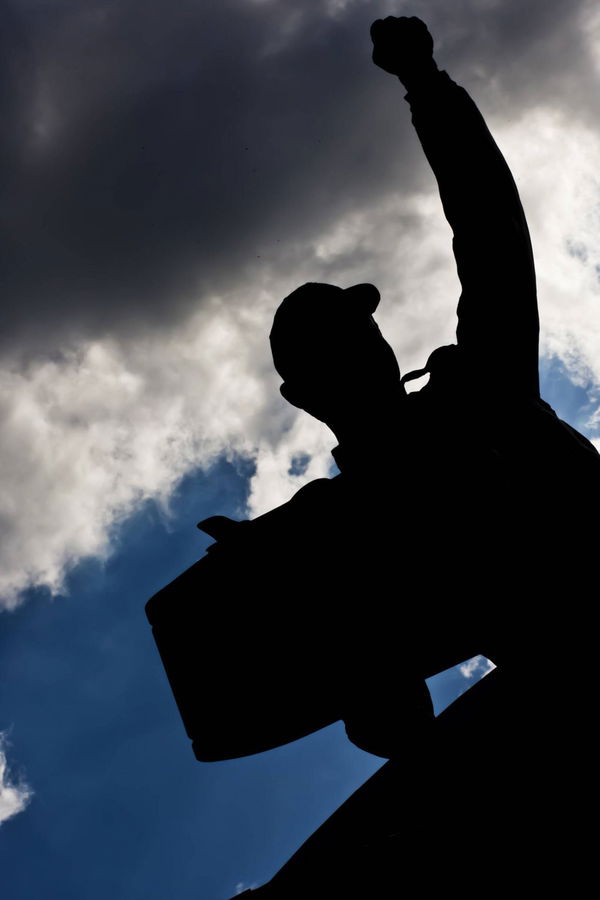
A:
[269,282,403,430]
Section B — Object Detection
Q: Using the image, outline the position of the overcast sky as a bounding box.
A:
[2,0,600,895]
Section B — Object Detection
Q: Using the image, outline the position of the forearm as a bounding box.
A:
[405,71,526,233]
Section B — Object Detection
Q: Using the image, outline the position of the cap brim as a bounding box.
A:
[343,283,380,314]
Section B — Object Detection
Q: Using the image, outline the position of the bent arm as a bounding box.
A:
[405,70,540,399]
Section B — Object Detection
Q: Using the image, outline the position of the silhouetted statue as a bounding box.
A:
[146,16,600,897]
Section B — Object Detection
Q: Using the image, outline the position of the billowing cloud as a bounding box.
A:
[0,299,274,606]
[2,0,600,606]
[0,733,33,826]
[459,656,496,680]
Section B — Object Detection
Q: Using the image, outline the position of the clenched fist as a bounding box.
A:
[370,16,437,86]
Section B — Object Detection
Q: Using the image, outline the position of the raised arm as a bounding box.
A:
[371,17,540,399]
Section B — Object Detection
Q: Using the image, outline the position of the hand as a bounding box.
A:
[370,16,436,84]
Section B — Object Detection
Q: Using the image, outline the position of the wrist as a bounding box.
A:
[398,58,439,92]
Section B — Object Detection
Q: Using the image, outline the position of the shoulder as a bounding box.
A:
[529,398,600,459]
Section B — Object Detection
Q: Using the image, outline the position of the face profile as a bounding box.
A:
[270,281,402,428]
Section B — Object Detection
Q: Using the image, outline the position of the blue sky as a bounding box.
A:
[1,357,596,900]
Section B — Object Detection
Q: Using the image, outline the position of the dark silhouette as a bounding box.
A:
[146,16,600,896]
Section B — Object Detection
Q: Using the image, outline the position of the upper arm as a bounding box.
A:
[406,73,540,398]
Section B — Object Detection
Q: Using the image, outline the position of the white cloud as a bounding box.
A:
[0,300,273,608]
[459,655,496,680]
[0,733,33,826]
[496,108,600,398]
[247,415,335,517]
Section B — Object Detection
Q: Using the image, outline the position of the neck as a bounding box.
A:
[327,383,407,447]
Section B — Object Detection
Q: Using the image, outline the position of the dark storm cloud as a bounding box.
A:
[1,0,596,355]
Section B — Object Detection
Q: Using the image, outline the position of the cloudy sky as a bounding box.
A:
[2,0,600,896]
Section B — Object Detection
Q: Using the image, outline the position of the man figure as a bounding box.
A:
[228,15,599,895]
[148,15,598,895]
